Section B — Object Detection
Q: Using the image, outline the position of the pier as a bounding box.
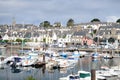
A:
[4,45,120,54]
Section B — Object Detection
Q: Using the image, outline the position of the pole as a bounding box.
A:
[91,58,98,80]
[11,24,12,56]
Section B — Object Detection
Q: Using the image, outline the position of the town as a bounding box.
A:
[0,18,120,51]
[1,18,120,80]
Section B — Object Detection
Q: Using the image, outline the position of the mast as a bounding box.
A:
[22,22,24,54]
[10,18,13,55]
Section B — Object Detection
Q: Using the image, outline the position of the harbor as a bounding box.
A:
[1,0,120,80]
[1,46,120,80]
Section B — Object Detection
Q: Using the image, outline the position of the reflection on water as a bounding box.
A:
[0,49,120,80]
[11,68,22,73]
[0,57,120,80]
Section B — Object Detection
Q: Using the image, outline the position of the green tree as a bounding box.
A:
[93,37,98,42]
[40,21,51,28]
[54,22,61,27]
[108,37,115,43]
[67,18,74,27]
[43,38,46,43]
[91,18,100,22]
[116,19,120,23]
[91,29,97,38]
[93,29,97,34]
[16,38,22,42]
[3,40,9,43]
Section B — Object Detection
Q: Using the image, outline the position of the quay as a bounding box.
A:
[51,47,120,53]
[2,45,120,54]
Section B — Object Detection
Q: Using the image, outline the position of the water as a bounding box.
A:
[0,48,120,80]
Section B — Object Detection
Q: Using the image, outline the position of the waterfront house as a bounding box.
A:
[97,24,120,41]
[71,30,93,46]
[74,22,116,30]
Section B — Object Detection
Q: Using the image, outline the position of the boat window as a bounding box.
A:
[69,76,74,79]
[75,76,79,79]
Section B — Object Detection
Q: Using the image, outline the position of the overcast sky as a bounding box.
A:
[0,0,120,26]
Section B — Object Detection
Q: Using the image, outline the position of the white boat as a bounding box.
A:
[79,51,88,57]
[59,70,106,80]
[3,56,23,67]
[56,57,76,68]
[45,49,59,57]
[91,52,99,59]
[96,66,119,77]
[21,55,38,67]
[59,74,80,80]
[103,53,113,59]
[57,59,69,68]
[46,59,58,69]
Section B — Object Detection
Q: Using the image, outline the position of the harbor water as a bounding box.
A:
[0,48,120,80]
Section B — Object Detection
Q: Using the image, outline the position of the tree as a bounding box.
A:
[91,18,100,22]
[54,22,61,27]
[93,37,98,42]
[16,38,22,43]
[108,37,115,43]
[90,29,97,38]
[40,21,51,28]
[67,18,74,27]
[116,19,120,23]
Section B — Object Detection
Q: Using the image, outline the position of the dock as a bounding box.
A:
[4,45,120,54]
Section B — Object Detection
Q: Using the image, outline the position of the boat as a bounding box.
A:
[21,55,38,67]
[46,59,59,69]
[91,52,99,59]
[3,56,23,67]
[59,74,80,80]
[56,57,76,68]
[59,52,68,58]
[96,66,119,77]
[78,70,107,80]
[78,70,91,79]
[79,51,88,58]
[103,53,113,59]
[59,70,106,80]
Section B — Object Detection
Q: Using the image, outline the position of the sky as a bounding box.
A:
[0,0,120,26]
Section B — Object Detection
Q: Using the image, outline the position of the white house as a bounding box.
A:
[2,34,9,40]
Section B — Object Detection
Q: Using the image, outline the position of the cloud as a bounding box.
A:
[0,0,120,25]
[106,16,120,22]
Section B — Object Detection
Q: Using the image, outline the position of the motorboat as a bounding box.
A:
[78,70,91,80]
[91,52,99,59]
[59,70,106,80]
[21,55,38,67]
[59,74,80,80]
[103,53,113,59]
